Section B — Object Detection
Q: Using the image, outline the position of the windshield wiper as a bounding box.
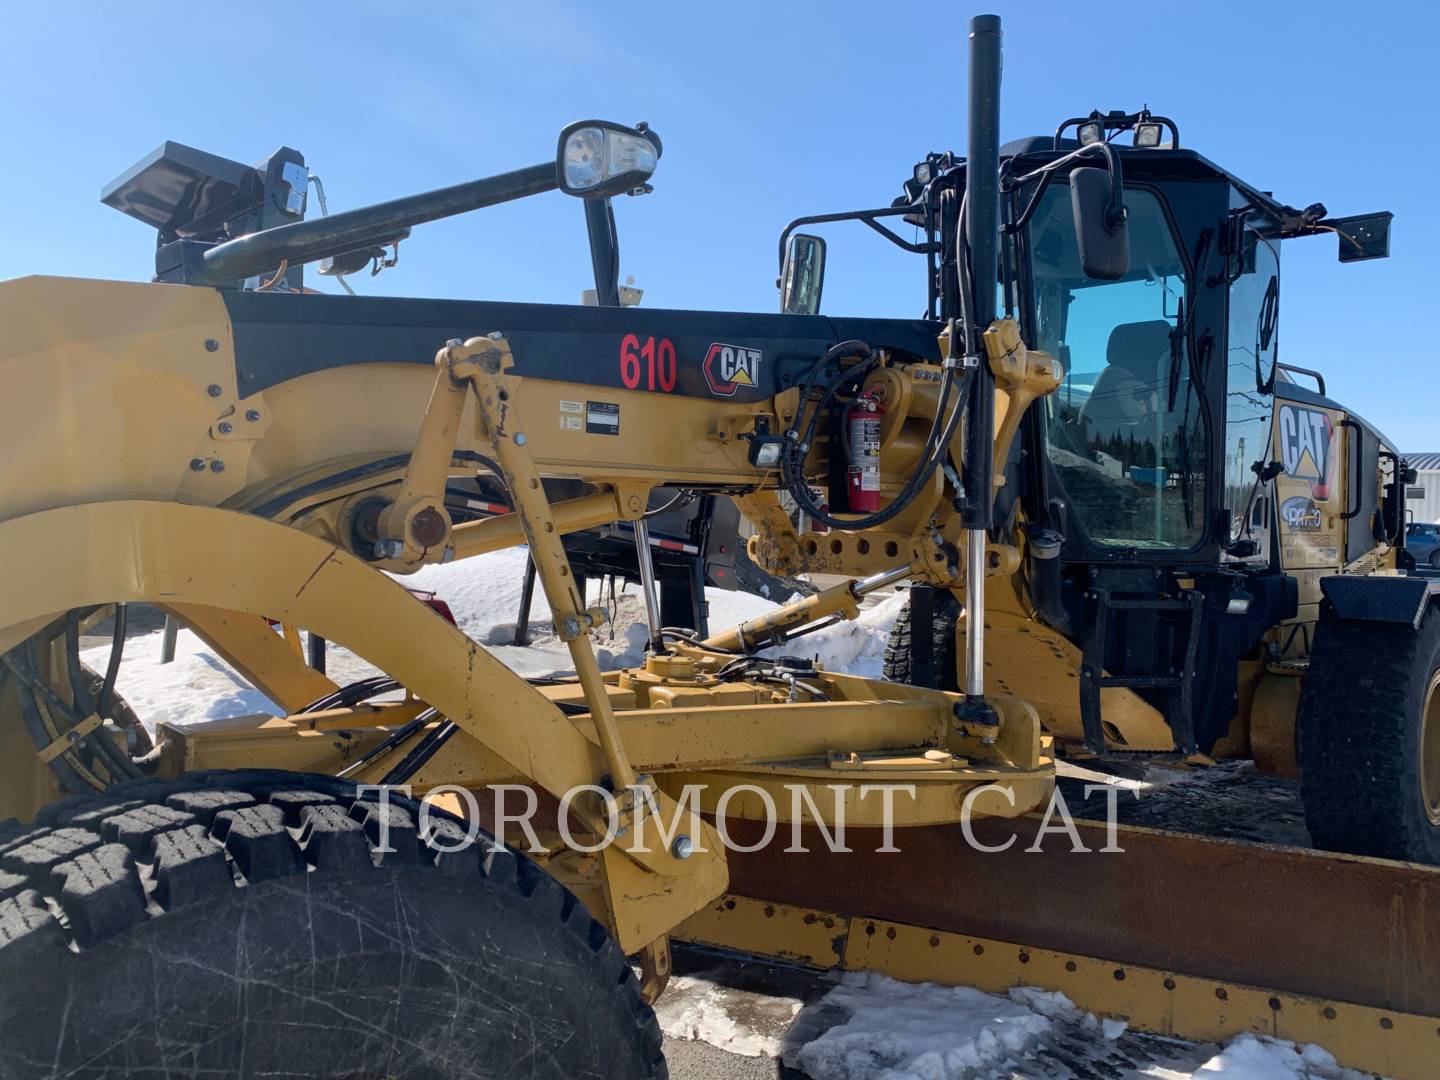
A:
[1167,296,1186,411]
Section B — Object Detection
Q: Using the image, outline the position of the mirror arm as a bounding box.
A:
[196,162,557,286]
[1012,141,1125,224]
[1004,169,1055,233]
[859,216,935,253]
[777,205,919,271]
[584,197,621,307]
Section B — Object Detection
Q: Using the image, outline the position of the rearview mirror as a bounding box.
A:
[781,233,826,315]
[1070,167,1129,281]
[1330,211,1392,263]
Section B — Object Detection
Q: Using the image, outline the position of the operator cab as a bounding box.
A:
[777,108,1396,754]
[997,110,1393,568]
[781,109,1391,568]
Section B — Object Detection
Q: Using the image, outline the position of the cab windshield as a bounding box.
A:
[1025,184,1207,550]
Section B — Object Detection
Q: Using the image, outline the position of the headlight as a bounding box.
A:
[557,121,661,198]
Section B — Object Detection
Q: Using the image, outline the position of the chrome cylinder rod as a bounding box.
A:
[632,517,664,649]
[851,564,914,599]
[964,528,986,697]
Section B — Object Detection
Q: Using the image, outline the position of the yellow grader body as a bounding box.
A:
[1,272,1436,1078]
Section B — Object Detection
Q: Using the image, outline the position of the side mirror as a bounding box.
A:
[1330,211,1392,263]
[1070,167,1129,281]
[781,233,826,315]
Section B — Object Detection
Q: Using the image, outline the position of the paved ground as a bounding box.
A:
[1060,756,1312,847]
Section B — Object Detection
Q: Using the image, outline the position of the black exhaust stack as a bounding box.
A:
[960,12,1002,531]
[957,13,1004,709]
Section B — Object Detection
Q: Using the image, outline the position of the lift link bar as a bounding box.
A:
[374,345,472,563]
[447,336,639,787]
[362,332,719,912]
[631,517,664,651]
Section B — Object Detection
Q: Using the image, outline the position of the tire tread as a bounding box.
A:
[1298,605,1440,863]
[0,770,667,1079]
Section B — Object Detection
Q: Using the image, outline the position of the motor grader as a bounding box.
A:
[1,13,1438,1080]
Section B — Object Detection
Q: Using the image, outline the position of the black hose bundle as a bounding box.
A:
[780,343,970,532]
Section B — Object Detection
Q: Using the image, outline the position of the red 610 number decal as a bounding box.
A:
[619,334,677,393]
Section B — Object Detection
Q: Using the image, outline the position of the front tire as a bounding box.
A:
[0,770,666,1079]
[1298,605,1440,865]
[881,589,962,689]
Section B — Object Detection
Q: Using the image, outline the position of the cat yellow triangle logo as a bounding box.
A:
[730,366,754,386]
[1293,446,1323,482]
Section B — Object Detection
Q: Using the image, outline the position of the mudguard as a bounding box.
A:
[1319,574,1440,629]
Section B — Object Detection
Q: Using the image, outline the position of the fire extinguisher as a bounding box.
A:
[845,389,885,513]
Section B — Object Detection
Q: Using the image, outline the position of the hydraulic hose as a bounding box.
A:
[783,356,969,531]
[300,676,402,714]
[61,619,143,782]
[1,663,95,793]
[98,603,127,718]
[335,707,438,780]
[379,719,459,786]
[248,451,503,522]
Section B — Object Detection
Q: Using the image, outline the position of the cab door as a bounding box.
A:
[1222,223,1279,565]
[1342,416,1385,563]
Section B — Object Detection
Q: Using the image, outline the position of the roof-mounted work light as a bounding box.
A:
[1133,121,1164,148]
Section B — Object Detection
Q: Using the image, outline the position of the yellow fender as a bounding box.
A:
[0,499,727,951]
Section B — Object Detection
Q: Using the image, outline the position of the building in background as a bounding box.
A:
[1405,452,1440,525]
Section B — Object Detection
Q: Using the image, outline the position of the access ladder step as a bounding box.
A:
[1079,587,1204,757]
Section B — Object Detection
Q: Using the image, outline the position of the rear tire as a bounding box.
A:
[881,590,962,690]
[1298,605,1440,865]
[1429,549,1440,570]
[0,770,666,1079]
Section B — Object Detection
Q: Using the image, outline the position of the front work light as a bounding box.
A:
[557,120,661,199]
[1077,121,1103,146]
[748,436,785,469]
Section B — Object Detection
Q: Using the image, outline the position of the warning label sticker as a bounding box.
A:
[559,400,584,414]
[586,401,619,436]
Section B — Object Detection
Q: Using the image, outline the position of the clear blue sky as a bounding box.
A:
[3,1,1435,449]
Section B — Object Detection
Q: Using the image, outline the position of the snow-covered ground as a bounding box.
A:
[659,964,1378,1080]
[81,547,1378,1079]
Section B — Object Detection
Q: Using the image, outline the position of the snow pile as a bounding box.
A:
[769,973,1370,1080]
[652,974,802,1058]
[403,547,555,645]
[81,630,282,729]
[1181,1033,1370,1079]
[781,972,1053,1079]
